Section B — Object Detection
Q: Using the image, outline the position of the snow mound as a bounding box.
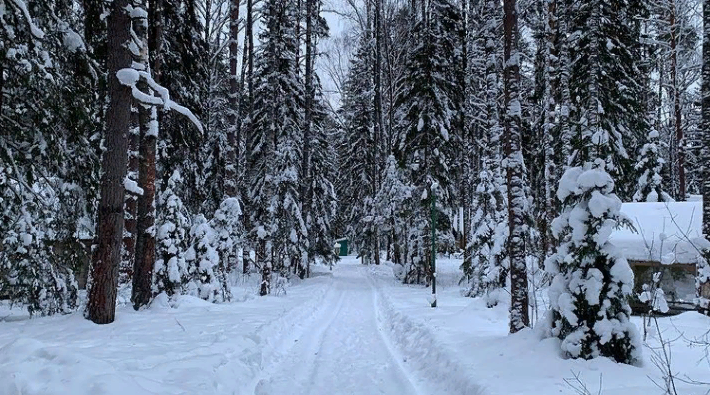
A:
[369,273,484,395]
[0,338,148,395]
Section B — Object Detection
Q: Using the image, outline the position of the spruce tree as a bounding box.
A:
[248,0,308,291]
[633,130,672,202]
[337,36,377,261]
[153,170,191,297]
[306,90,339,267]
[212,197,244,275]
[544,0,643,363]
[0,193,78,317]
[394,0,463,282]
[565,0,649,201]
[546,161,641,363]
[374,156,414,267]
[185,215,230,302]
[463,0,508,302]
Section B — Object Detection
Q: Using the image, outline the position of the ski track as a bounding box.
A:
[252,262,428,395]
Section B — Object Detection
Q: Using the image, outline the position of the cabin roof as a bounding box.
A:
[611,201,709,265]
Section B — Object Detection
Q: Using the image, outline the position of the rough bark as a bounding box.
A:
[149,0,163,80]
[132,0,157,310]
[132,107,157,309]
[703,0,710,236]
[558,1,571,172]
[225,0,240,199]
[87,0,133,324]
[122,112,140,281]
[543,0,557,262]
[504,0,529,333]
[302,0,315,276]
[373,0,383,266]
[670,3,685,201]
[242,0,255,275]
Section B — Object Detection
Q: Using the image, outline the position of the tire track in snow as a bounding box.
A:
[251,263,426,395]
[249,282,347,395]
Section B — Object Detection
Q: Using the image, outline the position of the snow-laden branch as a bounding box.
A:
[9,0,45,39]
[116,68,204,133]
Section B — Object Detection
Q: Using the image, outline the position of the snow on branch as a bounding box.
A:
[10,0,45,39]
[116,68,204,133]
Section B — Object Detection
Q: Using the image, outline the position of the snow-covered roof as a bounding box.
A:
[611,201,708,265]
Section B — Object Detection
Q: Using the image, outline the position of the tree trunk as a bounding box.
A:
[558,1,571,172]
[259,241,270,295]
[702,0,710,236]
[543,0,557,263]
[87,0,133,324]
[504,0,529,333]
[122,111,140,281]
[373,0,383,267]
[225,0,240,199]
[302,0,314,277]
[240,0,255,275]
[149,0,163,80]
[132,0,157,310]
[670,2,685,201]
[374,0,383,176]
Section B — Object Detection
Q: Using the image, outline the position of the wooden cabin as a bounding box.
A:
[611,201,710,313]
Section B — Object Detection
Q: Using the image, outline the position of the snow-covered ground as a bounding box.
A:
[1,257,708,395]
[371,257,710,395]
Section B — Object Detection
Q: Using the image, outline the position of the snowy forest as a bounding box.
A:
[2,0,710,393]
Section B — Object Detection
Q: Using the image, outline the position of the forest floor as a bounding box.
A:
[0,257,709,395]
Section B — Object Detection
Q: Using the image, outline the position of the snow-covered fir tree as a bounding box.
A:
[462,0,508,305]
[211,197,243,274]
[159,0,214,214]
[184,215,230,303]
[545,160,641,363]
[336,36,377,261]
[394,0,463,283]
[463,168,507,304]
[305,91,339,267]
[0,0,97,315]
[374,156,414,266]
[541,0,645,362]
[247,0,308,292]
[153,170,191,297]
[0,188,78,317]
[633,130,672,202]
[565,0,649,201]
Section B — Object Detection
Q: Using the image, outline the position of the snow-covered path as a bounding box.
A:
[254,259,428,395]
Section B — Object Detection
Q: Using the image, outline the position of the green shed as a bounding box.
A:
[334,237,349,256]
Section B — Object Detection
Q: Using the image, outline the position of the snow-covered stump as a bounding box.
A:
[545,160,641,364]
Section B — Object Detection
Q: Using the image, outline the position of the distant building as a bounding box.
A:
[611,201,710,308]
